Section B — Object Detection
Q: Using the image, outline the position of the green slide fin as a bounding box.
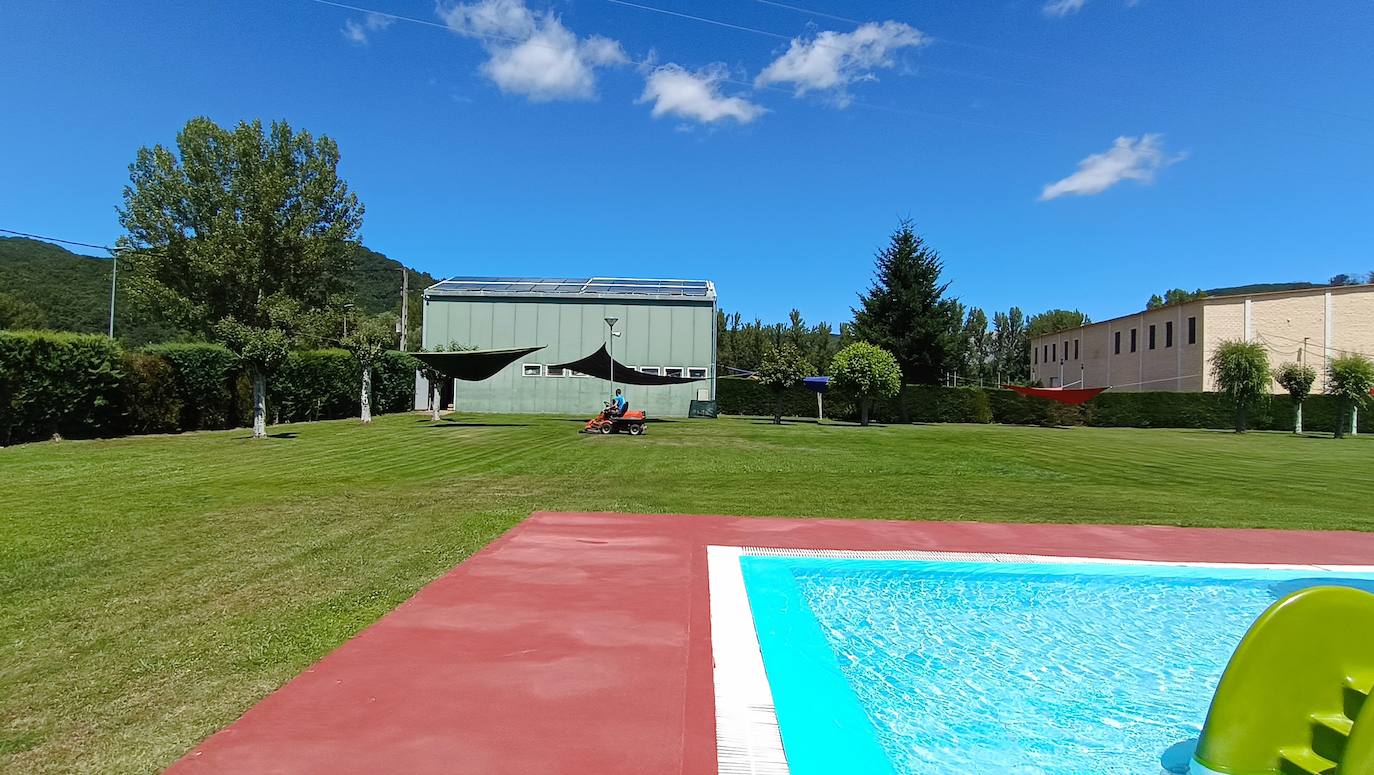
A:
[1193,586,1374,775]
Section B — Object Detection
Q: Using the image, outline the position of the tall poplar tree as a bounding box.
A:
[118,116,363,438]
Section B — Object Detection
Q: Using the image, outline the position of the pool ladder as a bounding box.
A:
[1190,587,1374,775]
[1277,674,1374,775]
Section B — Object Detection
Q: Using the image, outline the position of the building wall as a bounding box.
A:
[1030,301,1205,392]
[419,295,715,416]
[1032,287,1374,394]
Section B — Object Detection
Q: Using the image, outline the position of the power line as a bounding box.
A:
[749,0,864,26]
[605,0,791,41]
[0,228,120,254]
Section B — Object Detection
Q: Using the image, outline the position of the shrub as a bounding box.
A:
[830,342,902,426]
[274,350,358,423]
[1327,353,1374,439]
[141,343,238,430]
[120,351,181,435]
[0,331,124,445]
[1210,340,1271,432]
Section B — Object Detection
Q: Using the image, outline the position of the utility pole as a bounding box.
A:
[107,248,119,339]
[398,269,409,351]
[605,317,619,398]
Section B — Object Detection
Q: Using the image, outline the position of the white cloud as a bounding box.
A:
[438,0,627,102]
[1042,0,1087,17]
[639,64,766,125]
[1039,134,1184,201]
[342,12,394,45]
[754,21,928,106]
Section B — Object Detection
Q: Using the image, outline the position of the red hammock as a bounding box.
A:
[1003,385,1108,406]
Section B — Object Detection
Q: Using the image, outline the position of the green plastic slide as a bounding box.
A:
[1193,586,1374,775]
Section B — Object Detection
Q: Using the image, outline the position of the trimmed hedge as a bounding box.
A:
[0,331,420,445]
[716,377,1345,432]
[1,331,124,444]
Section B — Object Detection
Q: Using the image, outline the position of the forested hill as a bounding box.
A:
[0,237,436,346]
[1203,282,1323,296]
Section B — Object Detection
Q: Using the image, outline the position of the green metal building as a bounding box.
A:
[417,277,717,417]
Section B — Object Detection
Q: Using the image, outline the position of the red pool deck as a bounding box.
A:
[165,512,1374,775]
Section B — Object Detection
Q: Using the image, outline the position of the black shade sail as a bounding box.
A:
[551,345,704,386]
[411,346,545,382]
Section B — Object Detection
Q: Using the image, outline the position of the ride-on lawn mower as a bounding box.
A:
[583,402,647,435]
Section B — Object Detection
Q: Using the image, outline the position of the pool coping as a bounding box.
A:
[163,513,1374,775]
[709,546,1374,774]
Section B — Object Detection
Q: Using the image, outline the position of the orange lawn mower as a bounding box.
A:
[583,402,648,435]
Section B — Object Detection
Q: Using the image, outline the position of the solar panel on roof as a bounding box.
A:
[429,275,713,299]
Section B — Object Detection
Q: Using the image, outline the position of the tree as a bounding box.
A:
[1274,362,1317,434]
[117,116,363,438]
[755,342,809,424]
[852,220,962,421]
[1330,274,1363,287]
[958,307,993,385]
[1146,288,1207,309]
[214,318,289,438]
[0,292,48,330]
[991,307,1029,383]
[1027,309,1091,338]
[830,342,901,426]
[342,314,396,424]
[1326,354,1374,439]
[1210,340,1271,433]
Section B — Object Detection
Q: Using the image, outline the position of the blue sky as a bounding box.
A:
[2,0,1371,326]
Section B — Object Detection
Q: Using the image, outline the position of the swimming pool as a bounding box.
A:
[710,548,1374,775]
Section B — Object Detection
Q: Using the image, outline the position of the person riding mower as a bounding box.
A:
[583,400,647,435]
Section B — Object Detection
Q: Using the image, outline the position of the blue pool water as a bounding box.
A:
[739,557,1374,775]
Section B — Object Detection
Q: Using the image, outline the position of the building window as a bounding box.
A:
[1114,331,1121,355]
[1063,340,1068,361]
[1148,325,1157,350]
[1043,344,1049,362]
[664,367,684,378]
[1034,347,1039,365]
[1052,343,1057,362]
[638,366,661,376]
[1130,328,1137,352]
[1188,316,1197,345]
[546,365,566,377]
[688,367,708,379]
[1165,321,1174,348]
[570,370,591,378]
[522,364,543,377]
[1073,339,1079,360]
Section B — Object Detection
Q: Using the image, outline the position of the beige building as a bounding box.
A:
[1029,285,1374,393]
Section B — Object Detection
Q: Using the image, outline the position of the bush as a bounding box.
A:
[141,343,239,430]
[0,331,124,444]
[0,333,421,445]
[831,342,902,426]
[273,349,416,423]
[716,378,1347,433]
[120,351,182,435]
[274,349,358,423]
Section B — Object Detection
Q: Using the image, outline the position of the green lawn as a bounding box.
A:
[2,413,1371,773]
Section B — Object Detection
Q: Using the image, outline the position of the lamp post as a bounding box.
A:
[605,317,619,398]
[107,247,122,339]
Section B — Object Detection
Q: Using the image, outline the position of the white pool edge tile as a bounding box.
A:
[708,545,790,775]
[732,546,1374,573]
